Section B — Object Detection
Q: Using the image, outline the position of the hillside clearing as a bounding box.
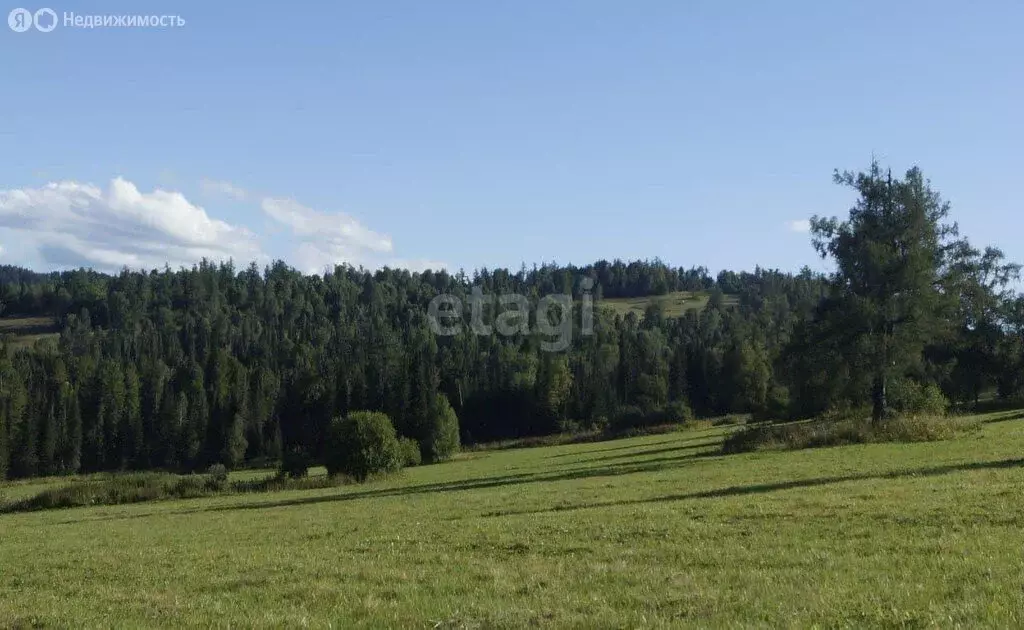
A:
[600,291,739,318]
[0,315,60,350]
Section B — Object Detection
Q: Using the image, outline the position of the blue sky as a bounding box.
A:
[1,1,1021,275]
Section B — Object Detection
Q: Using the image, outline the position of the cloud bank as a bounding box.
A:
[0,178,260,270]
[0,177,446,274]
[261,196,396,273]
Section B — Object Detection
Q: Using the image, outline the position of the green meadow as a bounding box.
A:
[0,316,60,351]
[600,291,739,318]
[3,410,1024,628]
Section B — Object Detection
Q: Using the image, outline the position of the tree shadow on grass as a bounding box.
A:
[545,431,718,460]
[479,457,1024,518]
[169,455,1024,521]
[48,450,1024,526]
[201,453,709,514]
[577,441,718,464]
[50,450,713,525]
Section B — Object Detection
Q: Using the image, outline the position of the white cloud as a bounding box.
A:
[787,219,811,233]
[0,176,446,275]
[0,178,262,271]
[261,197,401,272]
[200,178,248,200]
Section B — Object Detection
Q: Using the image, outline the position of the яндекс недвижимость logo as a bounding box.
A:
[7,7,185,32]
[8,7,57,32]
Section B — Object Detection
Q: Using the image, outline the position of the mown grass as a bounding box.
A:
[2,410,1024,627]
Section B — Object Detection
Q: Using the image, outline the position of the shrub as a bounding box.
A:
[206,463,229,488]
[609,402,697,433]
[0,472,228,513]
[876,414,978,442]
[398,436,422,467]
[325,411,402,481]
[754,385,791,422]
[722,414,978,455]
[663,400,695,424]
[556,417,583,434]
[608,405,646,432]
[590,415,611,433]
[280,446,311,479]
[232,473,345,493]
[889,379,949,416]
[423,394,460,463]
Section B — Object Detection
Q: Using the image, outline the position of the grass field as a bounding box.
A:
[600,291,739,318]
[0,315,60,350]
[3,410,1024,627]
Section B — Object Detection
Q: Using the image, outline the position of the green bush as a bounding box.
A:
[590,415,611,433]
[423,394,460,463]
[556,417,583,434]
[609,401,697,433]
[889,379,949,416]
[0,472,227,513]
[722,414,978,455]
[663,400,695,424]
[398,436,422,467]
[608,405,646,432]
[280,447,311,479]
[754,385,791,422]
[232,473,344,493]
[206,464,229,488]
[325,411,402,481]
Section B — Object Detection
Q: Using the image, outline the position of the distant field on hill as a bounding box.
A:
[0,316,60,349]
[3,410,1024,627]
[600,290,739,318]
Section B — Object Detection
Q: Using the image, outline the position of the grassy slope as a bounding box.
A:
[0,316,60,350]
[600,291,739,318]
[2,410,1024,627]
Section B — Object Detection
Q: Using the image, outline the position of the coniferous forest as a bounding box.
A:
[1,164,1021,480]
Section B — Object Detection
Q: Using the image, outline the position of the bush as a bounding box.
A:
[398,436,422,467]
[590,415,611,433]
[556,417,583,434]
[889,379,949,416]
[423,394,460,463]
[722,414,978,455]
[280,446,311,479]
[609,402,697,433]
[663,400,695,424]
[0,472,227,513]
[232,473,345,493]
[206,463,229,488]
[608,405,646,432]
[325,411,402,481]
[754,385,791,422]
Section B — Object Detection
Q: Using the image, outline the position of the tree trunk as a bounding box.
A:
[872,372,887,424]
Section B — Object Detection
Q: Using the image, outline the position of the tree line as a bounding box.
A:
[1,162,1021,480]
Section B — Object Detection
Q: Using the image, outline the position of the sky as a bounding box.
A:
[1,1,1021,277]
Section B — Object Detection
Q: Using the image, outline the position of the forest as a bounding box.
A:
[1,163,1022,480]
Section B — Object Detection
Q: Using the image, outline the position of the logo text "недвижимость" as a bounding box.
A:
[8,8,185,32]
